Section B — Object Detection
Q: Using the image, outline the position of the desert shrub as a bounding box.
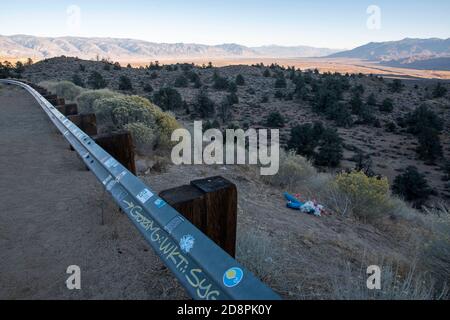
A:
[76,89,118,113]
[274,77,287,89]
[92,94,180,149]
[389,79,403,93]
[334,171,392,222]
[193,90,215,118]
[331,259,447,300]
[432,83,447,98]
[405,105,443,135]
[380,98,394,112]
[417,128,443,161]
[71,73,84,88]
[143,83,153,93]
[350,93,363,115]
[88,71,107,89]
[325,103,353,127]
[219,98,232,122]
[0,61,13,78]
[288,123,343,167]
[393,166,433,208]
[124,122,155,147]
[226,92,239,105]
[174,75,188,88]
[212,72,229,90]
[39,80,84,102]
[262,150,317,191]
[420,205,450,290]
[118,75,133,90]
[357,105,378,125]
[366,93,377,106]
[93,96,154,127]
[263,69,271,77]
[236,229,280,285]
[314,128,343,167]
[265,111,285,128]
[186,70,200,83]
[235,74,245,85]
[228,81,238,93]
[113,62,121,70]
[152,87,183,111]
[288,122,322,158]
[103,63,111,71]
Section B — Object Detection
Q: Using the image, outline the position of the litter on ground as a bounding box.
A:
[284,192,324,217]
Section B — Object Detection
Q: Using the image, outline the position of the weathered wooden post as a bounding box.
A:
[93,131,136,175]
[159,176,237,257]
[56,103,78,116]
[68,113,98,136]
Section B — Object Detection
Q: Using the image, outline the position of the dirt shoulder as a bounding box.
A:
[0,84,186,299]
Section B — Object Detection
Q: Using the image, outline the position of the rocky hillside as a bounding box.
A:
[19,56,450,207]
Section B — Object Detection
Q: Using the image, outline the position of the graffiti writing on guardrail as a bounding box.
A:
[122,199,221,300]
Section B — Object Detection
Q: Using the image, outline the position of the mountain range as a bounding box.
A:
[329,38,450,61]
[1,35,449,70]
[0,35,341,60]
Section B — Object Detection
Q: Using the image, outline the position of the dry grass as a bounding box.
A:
[330,259,448,300]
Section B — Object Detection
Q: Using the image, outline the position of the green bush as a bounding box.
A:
[124,122,155,147]
[389,79,403,93]
[274,77,287,89]
[406,105,443,135]
[315,128,343,167]
[93,95,154,127]
[213,72,230,90]
[143,83,153,93]
[152,87,183,111]
[118,75,133,90]
[236,74,245,85]
[393,166,433,208]
[72,73,84,88]
[174,75,188,88]
[76,89,118,113]
[92,94,180,149]
[88,71,107,89]
[380,98,394,112]
[265,111,285,128]
[39,80,84,102]
[334,171,392,222]
[262,150,318,191]
[288,122,322,158]
[193,90,215,118]
[417,128,443,161]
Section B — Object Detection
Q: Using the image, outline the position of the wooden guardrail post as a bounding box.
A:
[159,176,237,257]
[68,113,98,136]
[56,103,78,116]
[93,131,136,175]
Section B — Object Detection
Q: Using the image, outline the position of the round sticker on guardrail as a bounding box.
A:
[223,267,243,287]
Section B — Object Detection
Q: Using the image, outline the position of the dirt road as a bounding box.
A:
[0,84,185,299]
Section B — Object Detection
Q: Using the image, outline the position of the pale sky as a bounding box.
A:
[0,0,449,49]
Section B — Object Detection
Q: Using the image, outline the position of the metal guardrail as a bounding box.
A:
[0,79,280,300]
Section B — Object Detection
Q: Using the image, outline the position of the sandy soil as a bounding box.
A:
[0,84,186,300]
